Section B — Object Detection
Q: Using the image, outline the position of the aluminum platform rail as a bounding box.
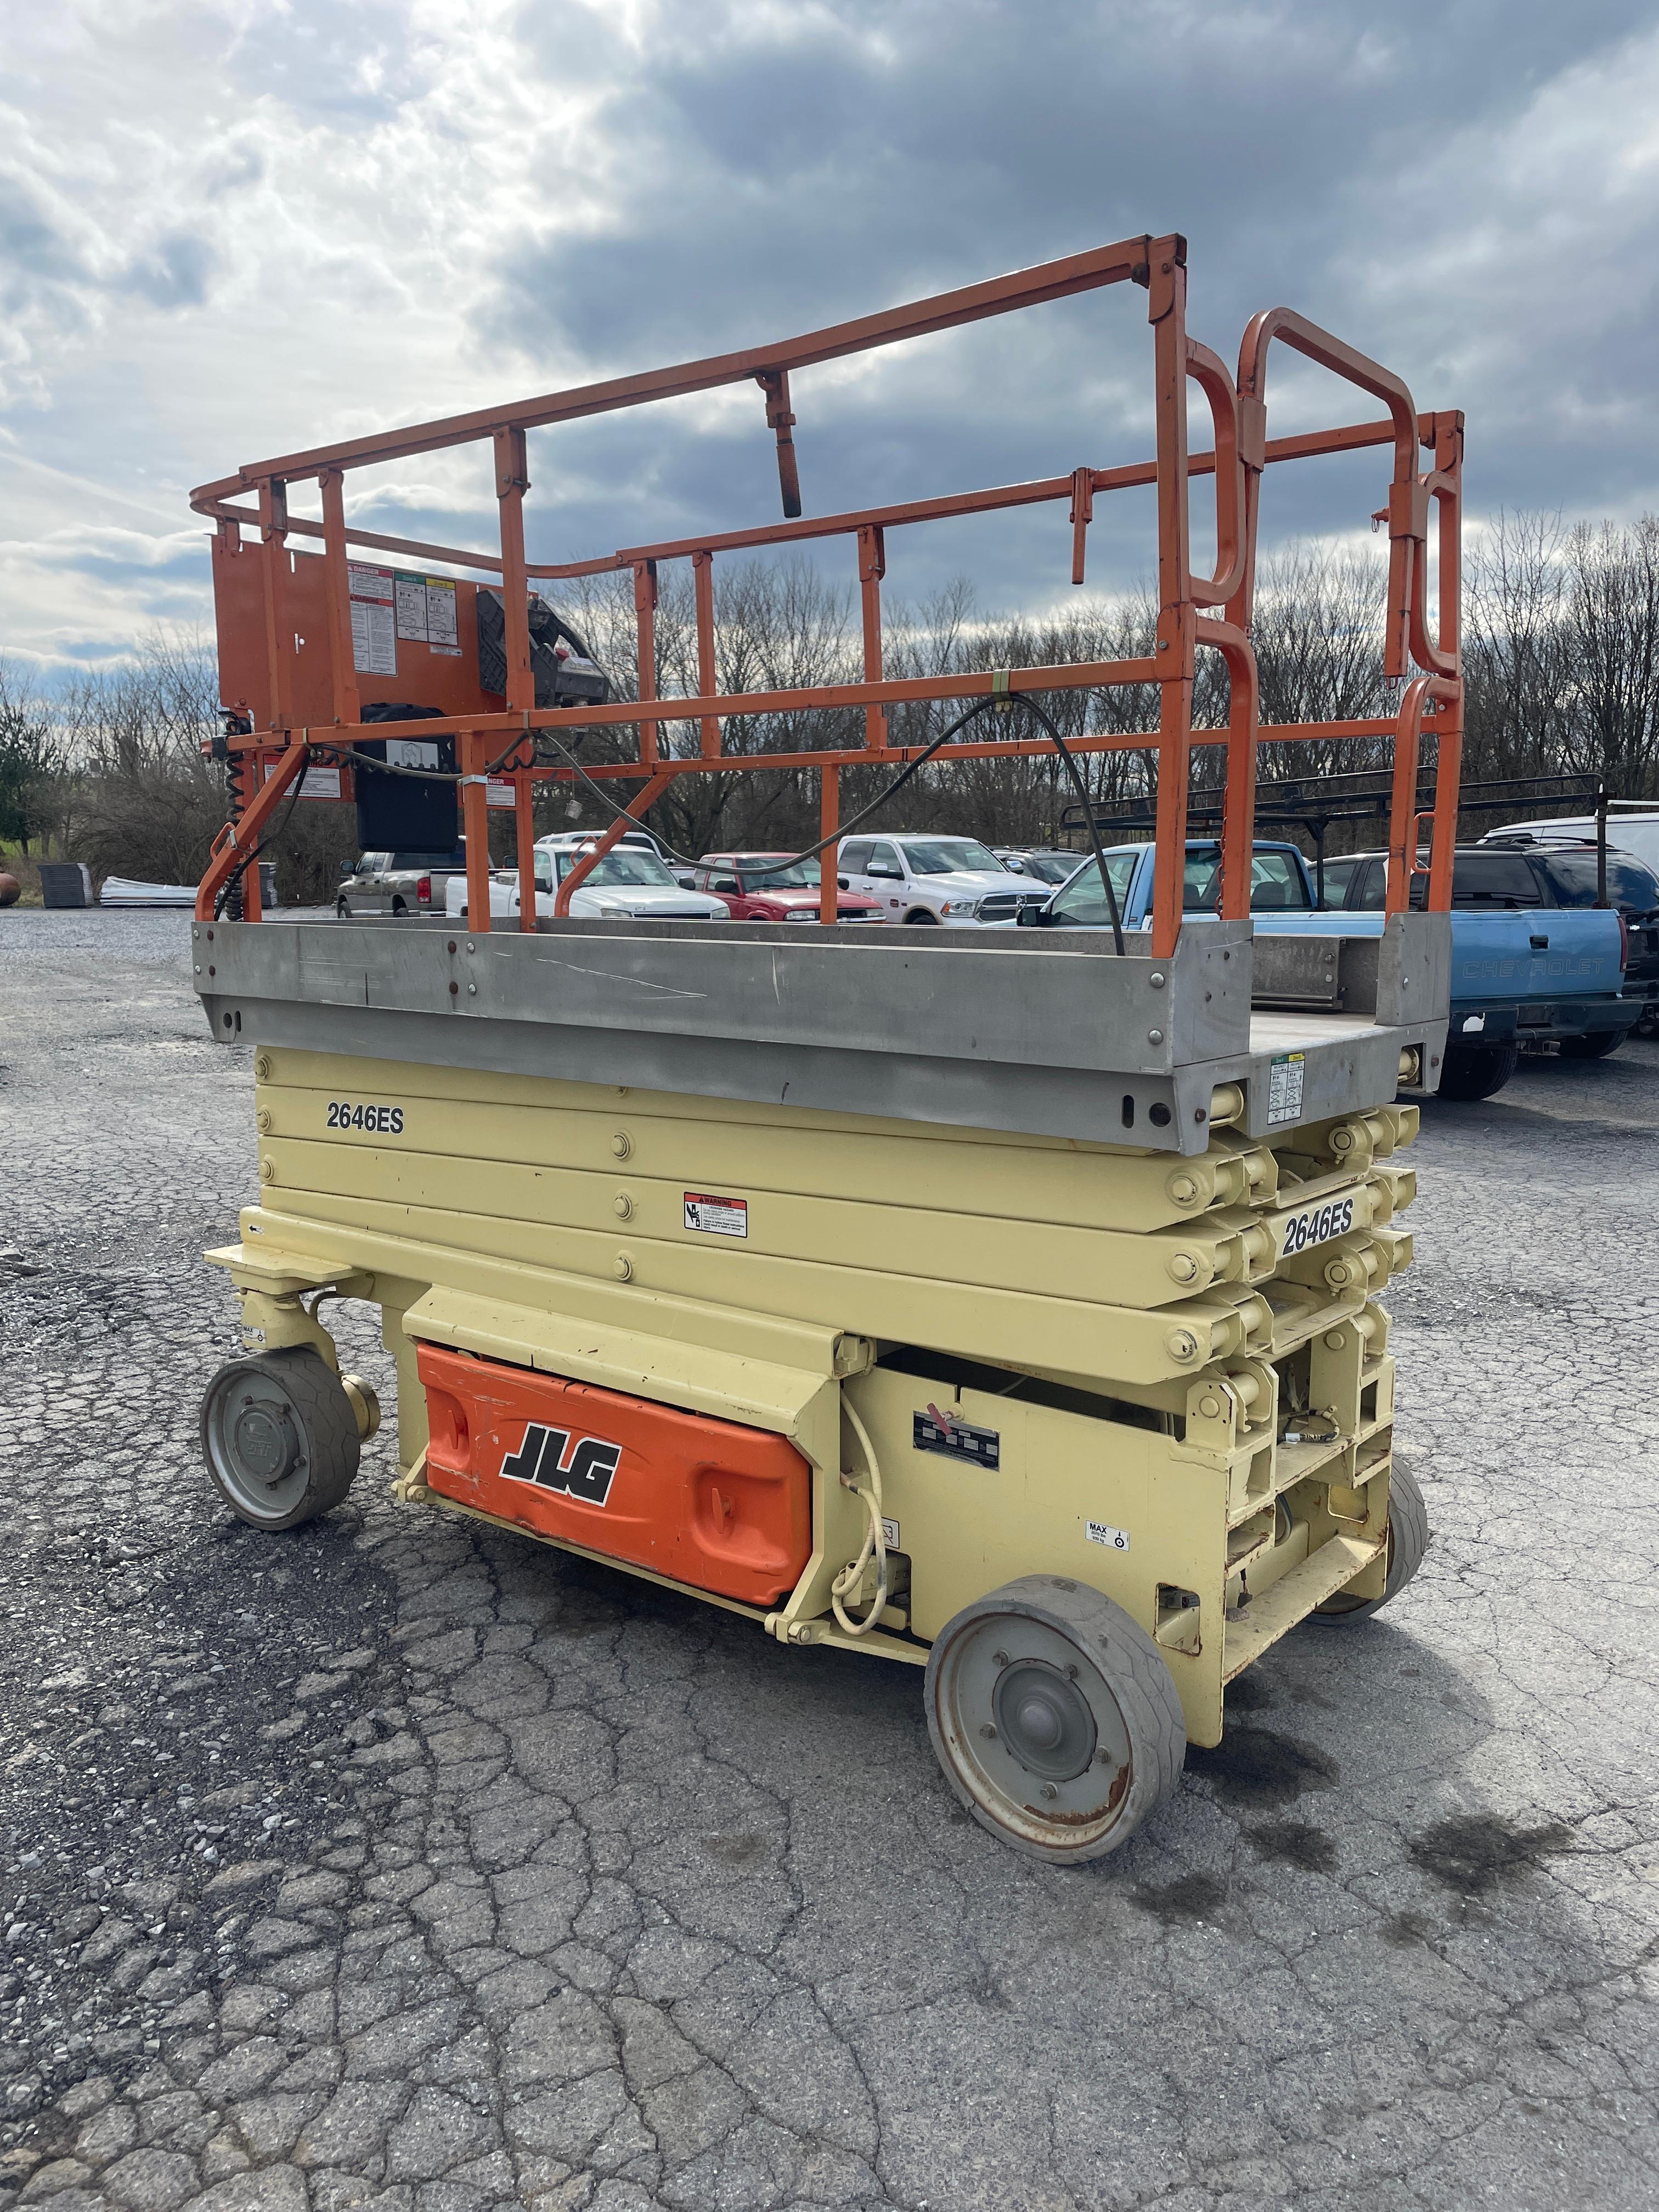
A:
[193,913,1448,1154]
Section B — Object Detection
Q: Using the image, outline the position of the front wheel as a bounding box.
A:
[201,1348,362,1530]
[1437,1042,1517,1101]
[924,1575,1186,1863]
[1559,1029,1623,1060]
[1314,1457,1429,1622]
[904,909,939,925]
[336,897,351,918]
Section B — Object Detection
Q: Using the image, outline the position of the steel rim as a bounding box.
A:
[934,1610,1133,1850]
[203,1368,314,1524]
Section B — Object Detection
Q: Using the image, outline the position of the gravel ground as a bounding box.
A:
[1,906,1656,2212]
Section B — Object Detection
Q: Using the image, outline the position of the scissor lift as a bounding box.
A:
[189,236,1460,1859]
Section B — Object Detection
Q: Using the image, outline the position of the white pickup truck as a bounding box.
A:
[445,837,729,924]
[835,832,1052,926]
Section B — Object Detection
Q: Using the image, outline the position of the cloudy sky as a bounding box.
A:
[5,0,1659,680]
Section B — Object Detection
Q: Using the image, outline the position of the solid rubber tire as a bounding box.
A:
[1437,1042,1518,1101]
[1313,1457,1429,1622]
[200,1348,361,1531]
[924,1573,1187,1864]
[1559,1029,1623,1060]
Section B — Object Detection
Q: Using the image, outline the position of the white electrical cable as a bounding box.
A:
[830,1398,889,1637]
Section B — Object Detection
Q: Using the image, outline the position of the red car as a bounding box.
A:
[693,853,885,923]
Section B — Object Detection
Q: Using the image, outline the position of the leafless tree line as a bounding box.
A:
[4,514,1657,901]
[551,514,1659,861]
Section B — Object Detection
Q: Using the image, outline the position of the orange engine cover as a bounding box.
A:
[416,1342,814,1608]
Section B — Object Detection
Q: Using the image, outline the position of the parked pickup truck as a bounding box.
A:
[1003,839,1630,1101]
[837,833,1051,924]
[335,844,467,918]
[1471,832,1659,1040]
[1318,845,1640,1092]
[445,836,729,924]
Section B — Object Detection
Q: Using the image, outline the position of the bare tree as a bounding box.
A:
[0,658,61,854]
[1462,511,1573,785]
[1561,516,1659,797]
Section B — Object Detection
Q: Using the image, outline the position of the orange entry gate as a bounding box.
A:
[416,1342,814,1607]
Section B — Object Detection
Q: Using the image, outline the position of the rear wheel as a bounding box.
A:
[391,896,408,917]
[1559,1029,1623,1060]
[1437,1042,1517,1101]
[1314,1457,1429,1621]
[201,1348,361,1530]
[924,1575,1186,1863]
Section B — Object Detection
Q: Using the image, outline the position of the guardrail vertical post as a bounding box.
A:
[820,765,839,924]
[1425,691,1462,911]
[242,761,266,923]
[858,525,888,749]
[634,561,659,769]
[1216,630,1260,922]
[514,742,538,934]
[1386,684,1425,916]
[1147,240,1194,961]
[257,479,292,737]
[319,468,362,731]
[1419,411,1464,913]
[693,551,720,758]
[462,731,493,933]
[494,428,534,713]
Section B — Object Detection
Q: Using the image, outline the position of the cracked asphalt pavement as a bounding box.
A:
[2,907,1656,2212]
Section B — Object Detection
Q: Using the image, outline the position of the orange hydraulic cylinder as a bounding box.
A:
[417,1343,814,1608]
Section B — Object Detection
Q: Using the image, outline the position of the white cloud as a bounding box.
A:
[4,0,1659,673]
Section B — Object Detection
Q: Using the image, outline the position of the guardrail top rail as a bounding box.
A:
[190,233,1464,953]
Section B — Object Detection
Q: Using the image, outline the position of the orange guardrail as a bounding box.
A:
[190,234,1463,951]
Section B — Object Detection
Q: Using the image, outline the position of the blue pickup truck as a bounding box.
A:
[994,838,1630,1100]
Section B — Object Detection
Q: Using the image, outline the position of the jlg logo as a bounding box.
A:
[499,1424,622,1506]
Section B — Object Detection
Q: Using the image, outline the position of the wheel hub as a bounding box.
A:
[992,1658,1098,1782]
[232,1395,300,1485]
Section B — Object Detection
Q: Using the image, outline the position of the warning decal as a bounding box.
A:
[348,564,397,676]
[1267,1051,1306,1127]
[395,574,462,657]
[684,1192,748,1238]
[426,578,460,653]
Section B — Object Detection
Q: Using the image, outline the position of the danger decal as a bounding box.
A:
[500,1423,622,1507]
